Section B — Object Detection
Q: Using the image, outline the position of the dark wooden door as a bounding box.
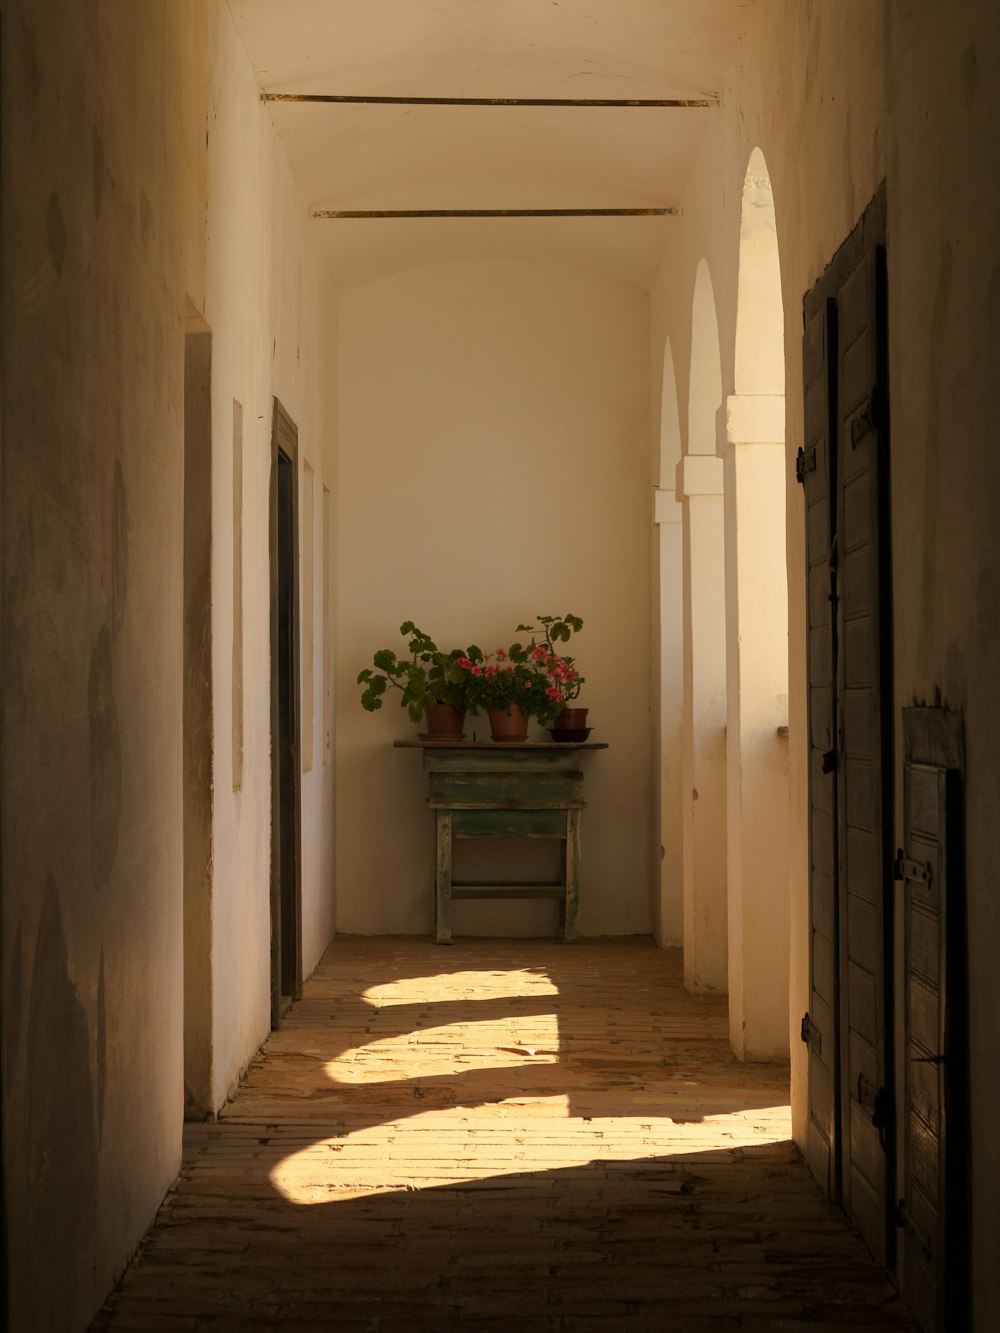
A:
[270,398,303,1028]
[835,242,893,1263]
[800,190,893,1264]
[800,296,840,1196]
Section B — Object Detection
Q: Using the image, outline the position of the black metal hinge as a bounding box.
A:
[795,446,817,483]
[800,1012,822,1055]
[893,849,932,884]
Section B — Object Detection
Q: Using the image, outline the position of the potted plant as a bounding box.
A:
[455,613,586,741]
[515,613,589,740]
[357,622,481,739]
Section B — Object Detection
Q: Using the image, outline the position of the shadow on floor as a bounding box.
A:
[95,1141,918,1332]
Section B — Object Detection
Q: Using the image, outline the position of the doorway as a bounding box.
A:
[183,318,214,1115]
[270,398,303,1028]
[799,186,894,1264]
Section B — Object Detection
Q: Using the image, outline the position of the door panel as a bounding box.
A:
[836,245,892,1264]
[801,295,840,1194]
[897,730,968,1332]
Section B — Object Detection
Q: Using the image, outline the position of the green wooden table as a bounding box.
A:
[394,740,608,943]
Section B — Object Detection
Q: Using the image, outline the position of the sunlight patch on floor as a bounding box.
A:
[268,1101,793,1204]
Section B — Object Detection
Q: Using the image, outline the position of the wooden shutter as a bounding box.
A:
[800,296,840,1195]
[896,729,968,1333]
[835,245,892,1262]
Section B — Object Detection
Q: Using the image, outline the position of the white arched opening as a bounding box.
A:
[653,340,684,947]
[723,147,790,1057]
[676,261,727,994]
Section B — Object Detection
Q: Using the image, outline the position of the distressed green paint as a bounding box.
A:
[403,741,607,943]
[451,884,565,900]
[428,770,583,806]
[451,809,570,838]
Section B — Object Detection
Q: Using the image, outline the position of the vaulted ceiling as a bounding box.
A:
[228,0,752,288]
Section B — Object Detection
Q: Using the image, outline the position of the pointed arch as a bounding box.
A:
[723,145,790,1058]
[677,260,727,993]
[735,147,784,396]
[655,338,684,947]
[688,260,723,454]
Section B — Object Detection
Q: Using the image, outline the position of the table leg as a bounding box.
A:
[435,809,453,944]
[562,808,581,941]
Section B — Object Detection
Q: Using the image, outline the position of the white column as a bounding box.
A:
[654,487,684,947]
[718,394,790,1057]
[676,454,727,992]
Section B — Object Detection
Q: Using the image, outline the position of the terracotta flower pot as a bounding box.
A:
[421,703,466,741]
[488,703,529,742]
[553,706,589,731]
[550,705,590,743]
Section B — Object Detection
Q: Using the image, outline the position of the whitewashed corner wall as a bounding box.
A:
[1,2,339,1326]
[197,1,337,1112]
[1,4,189,1328]
[333,259,653,939]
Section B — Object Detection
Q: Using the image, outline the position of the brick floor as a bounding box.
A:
[92,937,917,1331]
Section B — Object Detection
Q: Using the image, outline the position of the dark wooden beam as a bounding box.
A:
[311,207,676,219]
[263,93,717,108]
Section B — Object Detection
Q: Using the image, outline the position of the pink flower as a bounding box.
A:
[471,665,482,676]
[456,657,472,670]
[496,647,508,659]
[531,646,546,661]
[546,686,565,701]
[485,665,496,677]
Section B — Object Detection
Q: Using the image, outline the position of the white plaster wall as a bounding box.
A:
[651,340,685,947]
[200,3,337,1108]
[1,3,187,1327]
[652,1,1000,1322]
[335,259,651,938]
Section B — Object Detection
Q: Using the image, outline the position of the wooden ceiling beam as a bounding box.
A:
[263,93,716,108]
[310,207,677,218]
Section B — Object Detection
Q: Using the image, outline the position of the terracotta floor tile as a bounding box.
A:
[92,938,916,1331]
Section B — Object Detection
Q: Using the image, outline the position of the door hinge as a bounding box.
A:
[795,445,817,483]
[893,849,932,884]
[800,1011,822,1055]
[895,1199,933,1261]
[850,386,886,447]
[857,1071,891,1135]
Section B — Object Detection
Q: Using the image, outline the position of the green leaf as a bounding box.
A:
[372,648,397,671]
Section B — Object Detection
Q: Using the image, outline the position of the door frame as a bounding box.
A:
[269,397,303,1027]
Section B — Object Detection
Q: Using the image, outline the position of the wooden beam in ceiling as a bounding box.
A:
[263,93,717,108]
[310,208,677,219]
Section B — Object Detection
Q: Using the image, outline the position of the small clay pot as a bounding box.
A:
[552,706,589,732]
[488,703,529,742]
[420,703,466,741]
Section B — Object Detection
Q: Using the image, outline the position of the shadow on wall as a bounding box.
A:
[6,879,101,1329]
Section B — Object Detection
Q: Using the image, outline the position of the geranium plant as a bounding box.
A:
[456,613,584,726]
[357,622,482,722]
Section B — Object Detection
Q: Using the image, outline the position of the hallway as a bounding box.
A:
[93,939,916,1331]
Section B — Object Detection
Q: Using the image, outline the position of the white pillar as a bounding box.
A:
[654,487,684,946]
[676,454,727,992]
[718,394,790,1057]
